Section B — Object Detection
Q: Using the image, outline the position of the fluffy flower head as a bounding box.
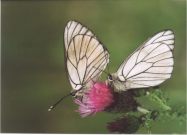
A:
[74,82,114,117]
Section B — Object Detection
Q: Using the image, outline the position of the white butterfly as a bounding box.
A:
[108,30,174,91]
[48,21,174,111]
[64,21,109,97]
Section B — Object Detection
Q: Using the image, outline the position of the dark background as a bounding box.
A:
[2,0,186,133]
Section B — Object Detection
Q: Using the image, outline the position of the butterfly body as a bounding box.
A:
[108,73,127,92]
[71,90,85,101]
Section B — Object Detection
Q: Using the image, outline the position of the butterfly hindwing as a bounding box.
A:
[116,30,174,89]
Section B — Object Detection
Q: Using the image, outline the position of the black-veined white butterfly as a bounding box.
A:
[107,29,174,92]
[64,21,110,96]
[48,20,174,113]
[48,21,109,111]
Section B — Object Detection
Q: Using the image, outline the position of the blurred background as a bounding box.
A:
[2,0,186,133]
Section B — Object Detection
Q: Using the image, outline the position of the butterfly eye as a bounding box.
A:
[108,74,113,81]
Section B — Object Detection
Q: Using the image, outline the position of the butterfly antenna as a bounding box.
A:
[48,92,75,112]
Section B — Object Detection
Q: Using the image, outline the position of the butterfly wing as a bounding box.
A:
[66,34,109,91]
[64,21,109,91]
[64,21,94,51]
[116,30,174,89]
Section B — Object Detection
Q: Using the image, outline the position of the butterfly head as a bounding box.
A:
[108,74,113,82]
[107,73,116,88]
[107,73,127,92]
[71,89,86,100]
[107,73,118,82]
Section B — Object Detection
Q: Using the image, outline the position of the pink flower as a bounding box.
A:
[74,82,114,117]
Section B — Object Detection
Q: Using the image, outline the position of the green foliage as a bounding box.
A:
[107,88,186,133]
[135,89,171,111]
[136,88,186,133]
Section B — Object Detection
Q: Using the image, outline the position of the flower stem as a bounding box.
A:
[137,106,150,114]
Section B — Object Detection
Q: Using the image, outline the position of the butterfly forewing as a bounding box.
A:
[116,30,174,90]
[64,21,94,51]
[66,34,109,91]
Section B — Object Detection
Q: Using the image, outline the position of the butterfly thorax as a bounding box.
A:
[71,88,85,99]
[108,73,127,92]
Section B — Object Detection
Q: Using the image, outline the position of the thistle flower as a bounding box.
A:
[107,115,140,133]
[105,90,138,113]
[74,82,114,117]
